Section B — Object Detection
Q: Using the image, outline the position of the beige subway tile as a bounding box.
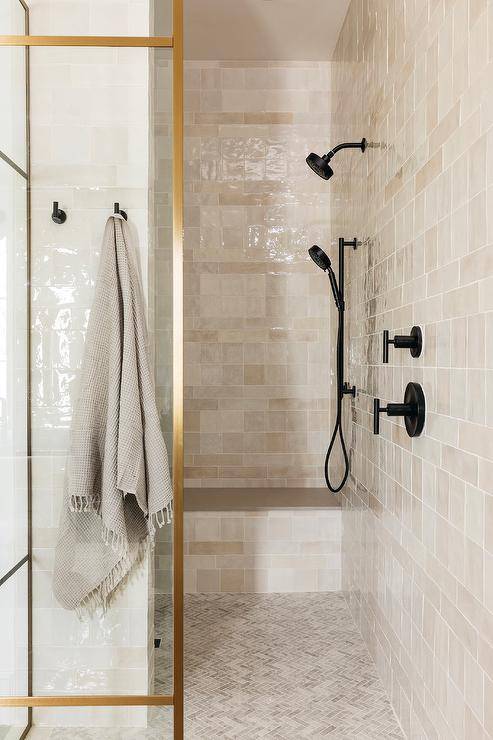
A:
[460,422,493,462]
[267,516,292,540]
[443,284,479,319]
[184,570,197,594]
[460,245,493,286]
[220,517,244,541]
[442,444,478,484]
[416,150,443,194]
[196,570,220,592]
[189,541,244,555]
[429,102,460,153]
[244,517,269,541]
[244,569,269,592]
[220,569,245,592]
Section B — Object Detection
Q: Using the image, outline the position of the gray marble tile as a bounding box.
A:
[31,593,402,739]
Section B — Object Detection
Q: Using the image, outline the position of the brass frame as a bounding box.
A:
[0,35,173,46]
[0,1,185,738]
[172,0,184,735]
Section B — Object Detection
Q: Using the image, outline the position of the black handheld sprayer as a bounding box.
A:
[308,240,357,493]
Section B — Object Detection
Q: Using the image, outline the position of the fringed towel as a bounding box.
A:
[53,215,172,616]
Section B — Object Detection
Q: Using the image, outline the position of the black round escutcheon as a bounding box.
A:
[410,326,422,358]
[404,382,425,437]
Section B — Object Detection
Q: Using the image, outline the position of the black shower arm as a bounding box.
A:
[327,140,367,159]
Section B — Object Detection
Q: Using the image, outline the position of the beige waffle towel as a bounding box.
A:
[53,215,172,615]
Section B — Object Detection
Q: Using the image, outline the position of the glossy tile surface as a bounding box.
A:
[184,508,342,593]
[184,61,334,489]
[332,0,493,737]
[27,2,158,725]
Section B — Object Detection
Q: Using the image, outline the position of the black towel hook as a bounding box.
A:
[114,202,127,221]
[52,202,67,224]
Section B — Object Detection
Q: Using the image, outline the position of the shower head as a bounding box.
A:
[309,245,342,309]
[309,245,332,271]
[306,138,366,180]
[306,153,334,180]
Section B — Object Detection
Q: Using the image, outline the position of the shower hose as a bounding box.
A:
[324,305,350,493]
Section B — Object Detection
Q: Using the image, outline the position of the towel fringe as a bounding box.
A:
[149,501,173,534]
[69,494,101,514]
[100,521,128,554]
[76,536,152,620]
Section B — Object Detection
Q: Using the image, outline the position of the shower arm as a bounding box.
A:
[327,140,367,159]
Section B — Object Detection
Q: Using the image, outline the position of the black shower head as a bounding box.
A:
[309,245,342,309]
[309,245,332,271]
[306,153,334,180]
[306,138,366,180]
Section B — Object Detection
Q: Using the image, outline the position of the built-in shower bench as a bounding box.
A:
[183,488,342,594]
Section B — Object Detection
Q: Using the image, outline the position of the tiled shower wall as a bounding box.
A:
[332,1,493,737]
[184,508,342,594]
[184,61,333,489]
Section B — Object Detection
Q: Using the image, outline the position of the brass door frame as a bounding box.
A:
[0,35,173,46]
[0,1,185,737]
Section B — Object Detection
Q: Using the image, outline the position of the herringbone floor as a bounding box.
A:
[30,593,403,739]
[178,593,403,739]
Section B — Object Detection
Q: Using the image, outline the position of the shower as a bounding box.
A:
[309,240,356,493]
[307,139,366,493]
[308,246,342,309]
[306,138,366,180]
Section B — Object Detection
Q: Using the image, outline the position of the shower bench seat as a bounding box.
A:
[182,488,342,594]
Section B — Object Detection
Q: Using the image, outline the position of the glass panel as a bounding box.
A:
[26,0,172,37]
[32,705,173,738]
[0,1,27,171]
[0,562,29,738]
[0,0,25,34]
[154,0,172,36]
[0,160,28,578]
[151,47,173,697]
[29,47,174,699]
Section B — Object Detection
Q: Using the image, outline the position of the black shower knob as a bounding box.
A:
[383,326,422,363]
[373,382,426,437]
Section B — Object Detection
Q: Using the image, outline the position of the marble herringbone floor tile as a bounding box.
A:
[181,593,403,739]
[31,593,403,739]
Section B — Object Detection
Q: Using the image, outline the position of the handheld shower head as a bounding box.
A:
[308,245,332,271]
[306,138,366,180]
[308,245,342,309]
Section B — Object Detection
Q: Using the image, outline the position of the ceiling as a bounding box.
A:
[184,0,351,61]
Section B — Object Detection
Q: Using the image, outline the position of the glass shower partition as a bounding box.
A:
[0,1,184,738]
[0,1,31,739]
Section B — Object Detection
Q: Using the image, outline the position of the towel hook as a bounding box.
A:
[52,201,67,224]
[114,202,128,221]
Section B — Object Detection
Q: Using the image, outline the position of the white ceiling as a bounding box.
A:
[184,0,351,61]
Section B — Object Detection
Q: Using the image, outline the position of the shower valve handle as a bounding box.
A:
[373,383,426,437]
[383,326,422,363]
[373,398,411,435]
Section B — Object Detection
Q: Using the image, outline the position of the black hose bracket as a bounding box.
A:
[342,382,356,397]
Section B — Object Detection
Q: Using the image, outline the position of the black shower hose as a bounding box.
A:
[324,307,350,493]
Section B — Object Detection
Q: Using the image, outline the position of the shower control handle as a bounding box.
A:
[373,382,425,437]
[383,326,422,363]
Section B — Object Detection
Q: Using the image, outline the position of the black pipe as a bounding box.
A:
[330,141,367,156]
